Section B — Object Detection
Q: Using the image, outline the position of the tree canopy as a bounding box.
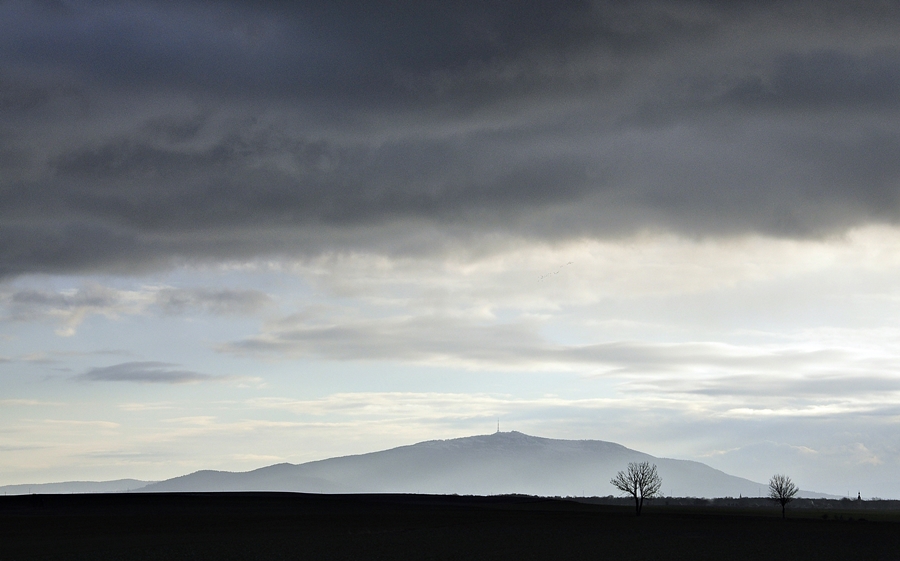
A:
[610,461,662,516]
[768,474,799,518]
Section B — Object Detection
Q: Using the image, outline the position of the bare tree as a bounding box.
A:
[610,461,662,516]
[768,474,798,518]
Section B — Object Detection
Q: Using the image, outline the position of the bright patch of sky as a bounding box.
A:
[3,226,900,496]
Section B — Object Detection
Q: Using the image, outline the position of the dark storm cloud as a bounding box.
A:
[77,361,218,383]
[3,0,900,276]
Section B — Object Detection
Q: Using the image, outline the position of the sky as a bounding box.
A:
[2,0,900,498]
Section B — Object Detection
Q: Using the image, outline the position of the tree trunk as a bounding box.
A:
[781,502,785,518]
[634,495,641,516]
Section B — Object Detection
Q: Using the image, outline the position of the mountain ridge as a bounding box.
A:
[139,431,793,497]
[0,479,152,495]
[1,432,835,498]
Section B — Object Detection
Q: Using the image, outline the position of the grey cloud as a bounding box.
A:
[631,373,900,399]
[221,312,854,377]
[153,288,271,315]
[77,361,218,384]
[4,284,127,323]
[10,286,117,309]
[225,315,547,364]
[723,51,900,110]
[3,1,900,276]
[18,349,134,365]
[0,444,47,451]
[1,284,270,333]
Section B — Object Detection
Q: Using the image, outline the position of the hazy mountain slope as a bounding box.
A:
[0,479,151,495]
[141,432,770,498]
[145,466,353,493]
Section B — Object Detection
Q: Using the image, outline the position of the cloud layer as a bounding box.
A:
[1,284,269,335]
[3,1,900,498]
[77,361,219,384]
[3,1,900,276]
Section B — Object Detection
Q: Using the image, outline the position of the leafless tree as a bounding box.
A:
[610,461,662,516]
[768,474,798,518]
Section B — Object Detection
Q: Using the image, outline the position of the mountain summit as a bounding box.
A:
[141,432,767,498]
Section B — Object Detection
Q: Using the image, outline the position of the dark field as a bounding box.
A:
[2,493,899,560]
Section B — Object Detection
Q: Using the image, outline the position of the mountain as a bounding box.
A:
[141,432,779,498]
[0,479,151,495]
[3,433,834,498]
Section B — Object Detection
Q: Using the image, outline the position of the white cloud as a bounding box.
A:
[41,419,120,430]
[249,392,541,419]
[279,225,900,310]
[118,402,175,411]
[0,399,63,407]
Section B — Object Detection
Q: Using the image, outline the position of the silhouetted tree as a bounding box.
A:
[768,474,798,518]
[610,461,662,516]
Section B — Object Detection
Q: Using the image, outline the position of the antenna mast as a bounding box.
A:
[497,418,500,433]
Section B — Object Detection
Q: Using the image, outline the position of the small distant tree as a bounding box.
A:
[610,461,662,516]
[768,474,798,518]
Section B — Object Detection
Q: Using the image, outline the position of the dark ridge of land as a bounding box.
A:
[577,495,900,516]
[2,492,899,561]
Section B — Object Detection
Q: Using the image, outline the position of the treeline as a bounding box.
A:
[572,496,900,511]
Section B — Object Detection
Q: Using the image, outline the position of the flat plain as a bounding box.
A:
[2,492,898,560]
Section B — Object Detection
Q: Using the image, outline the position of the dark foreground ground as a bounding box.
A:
[2,492,899,561]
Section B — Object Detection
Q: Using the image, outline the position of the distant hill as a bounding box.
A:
[3,432,836,498]
[0,479,151,495]
[141,432,798,498]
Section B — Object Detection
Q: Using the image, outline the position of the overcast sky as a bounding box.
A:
[2,0,900,498]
